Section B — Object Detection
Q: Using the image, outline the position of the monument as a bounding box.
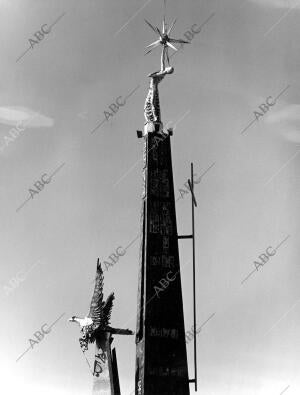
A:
[69,259,134,394]
[135,2,193,394]
[69,2,198,393]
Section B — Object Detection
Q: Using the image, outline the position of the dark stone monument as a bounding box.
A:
[135,67,190,394]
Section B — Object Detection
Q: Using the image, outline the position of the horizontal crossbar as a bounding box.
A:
[178,235,193,239]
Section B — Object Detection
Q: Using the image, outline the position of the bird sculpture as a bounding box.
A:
[144,0,190,75]
[69,258,133,353]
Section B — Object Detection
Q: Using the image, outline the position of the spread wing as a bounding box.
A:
[102,292,115,327]
[88,259,104,325]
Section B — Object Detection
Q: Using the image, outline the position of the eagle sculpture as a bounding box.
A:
[69,259,133,352]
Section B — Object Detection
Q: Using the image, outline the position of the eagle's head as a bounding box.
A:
[68,316,94,328]
[68,316,78,323]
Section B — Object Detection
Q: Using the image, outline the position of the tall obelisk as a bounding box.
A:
[135,7,191,394]
[135,73,190,395]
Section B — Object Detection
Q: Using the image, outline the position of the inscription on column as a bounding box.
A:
[149,202,173,235]
[149,201,160,233]
[148,366,185,377]
[161,202,172,235]
[149,169,170,198]
[162,236,169,253]
[150,256,174,268]
[161,169,169,198]
[92,341,111,395]
[136,129,190,393]
[93,349,107,377]
[149,327,179,339]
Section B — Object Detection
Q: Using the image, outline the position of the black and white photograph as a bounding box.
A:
[1,0,299,394]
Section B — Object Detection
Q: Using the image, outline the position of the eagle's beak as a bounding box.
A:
[68,318,74,322]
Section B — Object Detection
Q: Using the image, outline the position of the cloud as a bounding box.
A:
[250,0,300,8]
[266,104,300,123]
[0,106,54,128]
[266,104,300,142]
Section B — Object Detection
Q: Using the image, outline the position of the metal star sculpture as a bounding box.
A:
[144,0,190,72]
[69,259,133,353]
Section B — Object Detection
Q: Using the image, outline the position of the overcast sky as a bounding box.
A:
[0,0,299,394]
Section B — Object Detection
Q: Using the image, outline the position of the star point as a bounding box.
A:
[144,2,190,72]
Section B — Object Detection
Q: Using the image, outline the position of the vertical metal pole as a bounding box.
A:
[191,162,197,392]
